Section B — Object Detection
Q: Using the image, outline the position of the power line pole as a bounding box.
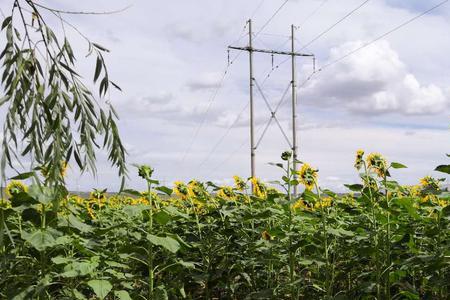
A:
[291,24,299,195]
[248,19,256,181]
[229,20,314,195]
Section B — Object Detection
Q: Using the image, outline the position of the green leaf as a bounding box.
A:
[114,290,132,300]
[110,80,122,91]
[21,229,56,251]
[27,185,54,205]
[87,280,112,300]
[298,259,314,266]
[62,259,99,278]
[1,16,11,29]
[154,286,168,300]
[58,214,93,233]
[9,171,34,180]
[154,210,172,225]
[344,184,363,192]
[94,56,102,83]
[393,197,419,219]
[390,162,407,169]
[122,189,142,197]
[155,186,173,196]
[0,95,9,106]
[302,189,318,202]
[147,234,181,253]
[435,165,450,175]
[327,227,355,238]
[51,256,71,265]
[92,43,110,52]
[123,205,148,218]
[164,206,189,219]
[268,162,284,169]
[177,260,196,269]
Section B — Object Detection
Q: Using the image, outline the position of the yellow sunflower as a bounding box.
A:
[217,186,236,201]
[297,164,318,191]
[419,176,440,190]
[233,175,247,191]
[315,197,333,210]
[173,181,189,200]
[366,153,388,177]
[291,199,311,211]
[250,177,267,199]
[6,180,28,198]
[354,149,365,170]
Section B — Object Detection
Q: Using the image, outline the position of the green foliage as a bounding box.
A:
[0,154,448,299]
[0,0,127,186]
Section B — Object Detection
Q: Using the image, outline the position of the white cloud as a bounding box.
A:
[303,40,450,115]
[187,72,223,91]
[1,0,449,192]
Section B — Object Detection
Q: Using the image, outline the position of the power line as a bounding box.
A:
[254,0,290,38]
[179,51,243,164]
[298,0,330,28]
[258,32,291,38]
[230,0,268,46]
[208,112,270,177]
[318,0,449,72]
[230,25,249,47]
[208,138,248,177]
[250,0,267,19]
[180,0,289,166]
[300,0,371,51]
[208,0,450,179]
[197,102,250,169]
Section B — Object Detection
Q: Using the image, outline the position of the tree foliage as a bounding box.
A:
[0,0,127,187]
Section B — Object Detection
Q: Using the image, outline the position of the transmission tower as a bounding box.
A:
[228,19,314,195]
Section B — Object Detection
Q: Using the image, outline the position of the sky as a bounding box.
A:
[0,0,449,192]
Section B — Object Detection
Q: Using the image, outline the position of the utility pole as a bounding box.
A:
[248,19,256,181]
[229,20,314,195]
[291,24,299,195]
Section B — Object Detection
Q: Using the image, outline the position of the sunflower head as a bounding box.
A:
[188,180,208,199]
[233,175,247,191]
[315,197,333,210]
[366,153,388,177]
[69,195,85,206]
[419,176,440,190]
[281,151,292,161]
[261,230,273,241]
[217,186,236,201]
[297,163,318,190]
[174,181,189,200]
[90,189,107,201]
[250,177,267,199]
[6,181,28,198]
[354,149,365,170]
[138,165,154,181]
[291,199,311,211]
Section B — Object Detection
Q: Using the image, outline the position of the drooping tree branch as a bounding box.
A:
[0,0,128,188]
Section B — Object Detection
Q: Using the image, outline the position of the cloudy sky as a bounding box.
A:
[1,0,449,191]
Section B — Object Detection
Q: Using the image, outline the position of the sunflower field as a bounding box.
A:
[0,151,449,299]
